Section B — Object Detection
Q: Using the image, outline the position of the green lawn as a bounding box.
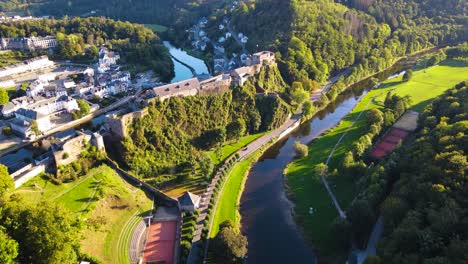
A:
[144,24,168,33]
[14,165,153,263]
[285,60,468,255]
[210,151,262,238]
[207,132,266,165]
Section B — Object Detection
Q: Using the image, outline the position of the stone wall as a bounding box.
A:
[106,108,148,139]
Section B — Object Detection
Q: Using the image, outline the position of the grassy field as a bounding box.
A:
[144,24,168,33]
[285,60,468,254]
[14,165,153,263]
[207,132,266,165]
[210,150,262,238]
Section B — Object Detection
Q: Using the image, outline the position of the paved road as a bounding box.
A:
[0,92,137,158]
[310,68,352,102]
[352,216,384,263]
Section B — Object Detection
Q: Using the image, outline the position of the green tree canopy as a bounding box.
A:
[0,228,18,264]
[0,89,9,105]
[212,221,248,264]
[0,164,13,197]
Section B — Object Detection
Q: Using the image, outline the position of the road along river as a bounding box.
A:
[240,62,407,264]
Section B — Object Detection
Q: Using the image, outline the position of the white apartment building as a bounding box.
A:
[0,36,57,51]
[0,56,54,79]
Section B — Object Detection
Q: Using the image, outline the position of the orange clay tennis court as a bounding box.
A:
[370,128,409,159]
[143,221,177,264]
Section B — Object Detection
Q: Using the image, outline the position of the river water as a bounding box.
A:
[240,59,408,263]
[240,88,367,264]
[163,41,209,83]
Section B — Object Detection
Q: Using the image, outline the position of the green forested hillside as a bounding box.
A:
[0,17,174,81]
[230,0,466,85]
[122,82,289,182]
[0,0,221,27]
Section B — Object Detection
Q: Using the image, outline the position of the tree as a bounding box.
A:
[402,69,413,82]
[76,99,91,118]
[199,154,214,178]
[291,81,304,92]
[303,100,314,118]
[0,201,81,264]
[212,221,248,264]
[367,109,384,125]
[0,228,18,264]
[0,164,14,197]
[293,141,308,157]
[2,126,12,136]
[0,89,9,105]
[226,118,246,141]
[30,120,39,136]
[314,163,328,178]
[291,88,309,105]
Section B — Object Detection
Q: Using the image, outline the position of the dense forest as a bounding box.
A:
[229,0,466,85]
[0,0,218,28]
[336,81,468,263]
[122,81,289,185]
[0,17,174,81]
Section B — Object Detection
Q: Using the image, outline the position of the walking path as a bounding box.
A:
[349,216,384,264]
[321,84,381,219]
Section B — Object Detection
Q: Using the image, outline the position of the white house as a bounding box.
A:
[26,79,48,97]
[1,96,46,118]
[178,191,201,212]
[11,108,51,137]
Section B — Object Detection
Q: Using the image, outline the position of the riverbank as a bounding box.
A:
[285,60,468,258]
[209,145,268,237]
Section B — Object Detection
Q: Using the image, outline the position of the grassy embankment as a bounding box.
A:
[161,132,265,198]
[285,60,468,255]
[14,165,153,264]
[209,150,263,237]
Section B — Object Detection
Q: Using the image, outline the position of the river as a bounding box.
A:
[239,60,407,263]
[240,88,367,264]
[163,41,210,83]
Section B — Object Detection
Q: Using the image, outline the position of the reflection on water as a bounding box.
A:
[240,62,406,264]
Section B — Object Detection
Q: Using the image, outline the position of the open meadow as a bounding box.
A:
[285,60,468,254]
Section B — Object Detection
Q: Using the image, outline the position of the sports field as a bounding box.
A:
[143,221,177,264]
[285,60,468,254]
[14,165,153,263]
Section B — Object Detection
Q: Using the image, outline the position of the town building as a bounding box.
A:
[29,95,79,116]
[97,47,120,73]
[0,56,54,79]
[199,74,232,95]
[152,78,200,101]
[0,36,57,51]
[11,108,51,137]
[1,96,46,118]
[247,51,276,66]
[178,191,201,212]
[230,66,256,86]
[26,79,49,97]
